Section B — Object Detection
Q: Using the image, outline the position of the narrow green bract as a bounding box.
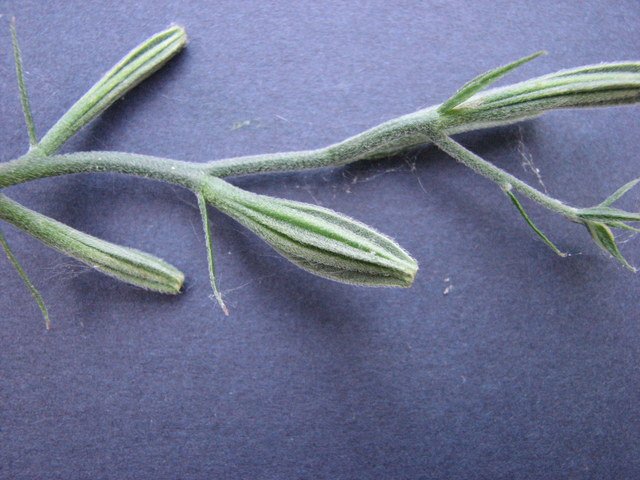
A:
[10,19,37,147]
[197,192,229,314]
[438,51,546,113]
[0,227,50,329]
[503,188,566,257]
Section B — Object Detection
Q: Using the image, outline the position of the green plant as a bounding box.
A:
[2,23,639,328]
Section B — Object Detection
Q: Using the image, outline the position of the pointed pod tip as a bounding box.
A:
[402,259,419,287]
[166,24,188,46]
[172,272,186,294]
[402,266,419,288]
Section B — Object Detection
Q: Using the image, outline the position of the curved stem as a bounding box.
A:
[0,108,577,225]
[0,151,206,190]
[203,105,536,177]
[204,108,442,176]
[0,109,444,188]
[428,131,578,219]
[0,95,612,231]
[0,105,516,187]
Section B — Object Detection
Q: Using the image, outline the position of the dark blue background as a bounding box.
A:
[1,1,639,478]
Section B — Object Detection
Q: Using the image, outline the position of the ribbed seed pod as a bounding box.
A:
[36,25,188,156]
[201,177,418,287]
[438,53,640,133]
[0,195,184,294]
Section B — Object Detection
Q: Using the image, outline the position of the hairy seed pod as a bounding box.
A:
[36,25,187,156]
[201,178,418,287]
[0,195,184,294]
[452,66,640,131]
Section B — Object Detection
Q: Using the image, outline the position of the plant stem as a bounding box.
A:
[427,131,578,219]
[0,107,579,226]
[204,108,442,176]
[0,105,532,188]
[0,151,206,190]
[0,111,434,187]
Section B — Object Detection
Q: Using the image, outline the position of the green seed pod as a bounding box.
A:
[201,177,418,287]
[0,195,184,294]
[36,25,188,156]
[438,53,640,134]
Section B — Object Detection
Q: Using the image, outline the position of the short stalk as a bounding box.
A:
[427,130,579,220]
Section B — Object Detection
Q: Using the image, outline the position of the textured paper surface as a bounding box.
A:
[1,1,639,478]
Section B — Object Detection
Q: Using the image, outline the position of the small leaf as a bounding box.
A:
[607,221,640,233]
[577,206,640,223]
[10,18,37,147]
[584,221,636,272]
[0,227,50,329]
[599,177,640,207]
[504,188,566,257]
[438,51,545,113]
[197,192,228,316]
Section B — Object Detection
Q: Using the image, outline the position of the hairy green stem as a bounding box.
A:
[1,21,640,327]
[427,130,578,219]
[0,151,205,190]
[0,107,600,225]
[0,105,534,188]
[204,108,443,176]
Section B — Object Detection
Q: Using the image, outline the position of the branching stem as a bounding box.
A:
[2,23,640,326]
[0,106,576,225]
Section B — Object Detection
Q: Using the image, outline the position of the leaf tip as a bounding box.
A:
[438,50,547,113]
[584,220,636,271]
